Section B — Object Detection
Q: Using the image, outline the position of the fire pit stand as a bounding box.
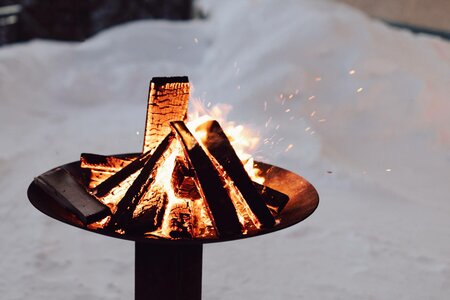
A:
[136,242,203,299]
[27,159,318,300]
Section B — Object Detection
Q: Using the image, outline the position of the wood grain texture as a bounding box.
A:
[142,76,190,153]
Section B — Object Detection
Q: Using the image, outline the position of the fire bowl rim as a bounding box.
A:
[27,156,319,244]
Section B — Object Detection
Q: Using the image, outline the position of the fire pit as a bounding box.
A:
[27,76,319,300]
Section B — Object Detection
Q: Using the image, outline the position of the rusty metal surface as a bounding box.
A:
[27,156,319,244]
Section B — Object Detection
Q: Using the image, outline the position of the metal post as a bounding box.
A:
[135,242,203,300]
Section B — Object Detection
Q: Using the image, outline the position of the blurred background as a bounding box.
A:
[0,0,449,46]
[0,0,194,45]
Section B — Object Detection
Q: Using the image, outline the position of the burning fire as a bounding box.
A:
[81,77,287,240]
[187,99,264,185]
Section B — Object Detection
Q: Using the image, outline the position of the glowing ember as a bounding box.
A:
[80,76,289,240]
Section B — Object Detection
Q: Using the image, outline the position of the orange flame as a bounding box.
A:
[85,100,266,238]
[187,99,264,184]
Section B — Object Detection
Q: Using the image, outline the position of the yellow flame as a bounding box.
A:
[187,99,264,184]
[85,98,266,237]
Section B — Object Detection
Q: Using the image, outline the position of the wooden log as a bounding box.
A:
[253,182,289,215]
[80,153,136,171]
[80,153,137,188]
[170,121,242,238]
[124,192,169,235]
[168,201,192,239]
[34,167,111,224]
[143,76,190,153]
[107,133,174,231]
[171,159,201,199]
[93,151,152,198]
[197,120,275,228]
[83,169,116,189]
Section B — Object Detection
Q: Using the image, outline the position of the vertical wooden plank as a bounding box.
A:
[143,77,190,153]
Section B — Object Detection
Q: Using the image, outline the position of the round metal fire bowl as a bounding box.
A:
[27,157,319,244]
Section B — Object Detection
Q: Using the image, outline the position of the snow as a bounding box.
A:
[1,0,450,299]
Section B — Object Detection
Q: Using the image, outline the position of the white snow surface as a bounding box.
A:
[1,0,450,299]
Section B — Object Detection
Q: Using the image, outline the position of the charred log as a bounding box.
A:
[108,133,174,231]
[80,153,137,188]
[34,167,111,224]
[168,201,193,239]
[93,151,152,198]
[124,193,168,235]
[143,76,190,153]
[170,121,242,238]
[197,120,275,228]
[253,182,289,215]
[80,153,136,171]
[171,159,201,199]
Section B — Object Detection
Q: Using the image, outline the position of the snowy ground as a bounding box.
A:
[1,0,450,299]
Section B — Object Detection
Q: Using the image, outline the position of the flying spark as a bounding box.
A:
[265,116,272,128]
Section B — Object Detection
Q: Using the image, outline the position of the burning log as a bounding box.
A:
[63,77,286,238]
[80,153,137,189]
[171,159,201,200]
[108,134,174,231]
[34,168,111,224]
[168,201,193,239]
[92,151,152,198]
[80,153,136,171]
[143,76,190,153]
[253,182,289,215]
[170,121,243,238]
[124,193,169,235]
[197,120,275,228]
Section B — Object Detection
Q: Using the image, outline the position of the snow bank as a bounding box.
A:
[1,0,449,299]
